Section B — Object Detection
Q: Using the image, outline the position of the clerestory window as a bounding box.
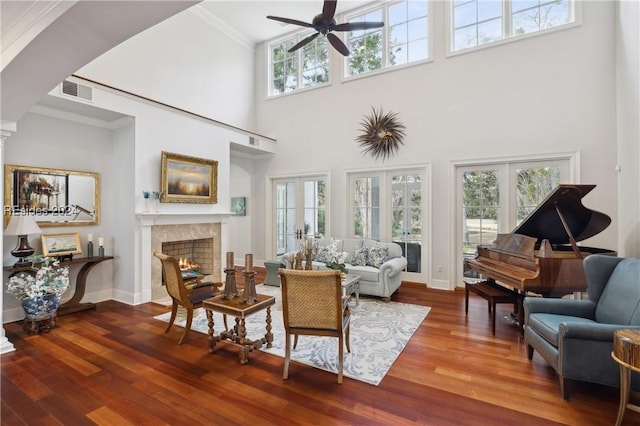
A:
[346,1,430,78]
[268,32,330,97]
[450,0,577,54]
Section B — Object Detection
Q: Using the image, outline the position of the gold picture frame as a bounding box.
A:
[160,151,218,204]
[41,232,82,257]
[4,164,100,227]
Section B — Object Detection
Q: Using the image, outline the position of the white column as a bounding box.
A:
[1,123,17,353]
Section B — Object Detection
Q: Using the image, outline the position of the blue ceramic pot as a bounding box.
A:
[21,294,60,320]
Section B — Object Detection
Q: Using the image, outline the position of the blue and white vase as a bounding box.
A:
[21,294,60,320]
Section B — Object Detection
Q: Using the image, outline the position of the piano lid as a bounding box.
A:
[512,184,611,245]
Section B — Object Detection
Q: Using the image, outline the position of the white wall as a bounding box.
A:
[229,160,253,264]
[616,0,640,258]
[3,112,117,321]
[253,1,624,289]
[78,5,256,132]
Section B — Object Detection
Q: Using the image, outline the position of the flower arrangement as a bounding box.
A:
[324,243,349,274]
[7,256,70,301]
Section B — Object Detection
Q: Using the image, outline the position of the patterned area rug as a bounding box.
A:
[154,285,430,385]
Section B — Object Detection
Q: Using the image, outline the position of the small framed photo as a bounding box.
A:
[160,151,218,204]
[231,197,246,216]
[41,233,82,257]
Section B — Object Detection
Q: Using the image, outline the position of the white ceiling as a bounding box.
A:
[199,0,378,43]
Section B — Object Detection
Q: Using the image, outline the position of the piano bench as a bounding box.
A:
[464,280,519,335]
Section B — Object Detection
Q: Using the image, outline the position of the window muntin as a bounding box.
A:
[353,176,380,239]
[269,32,329,96]
[512,0,571,36]
[347,1,429,78]
[451,0,574,53]
[457,157,571,283]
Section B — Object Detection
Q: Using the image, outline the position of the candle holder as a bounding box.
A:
[305,243,313,270]
[223,267,238,299]
[241,271,258,304]
[98,246,104,257]
[87,241,94,258]
[295,252,303,270]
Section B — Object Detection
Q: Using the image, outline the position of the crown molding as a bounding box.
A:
[188,4,254,52]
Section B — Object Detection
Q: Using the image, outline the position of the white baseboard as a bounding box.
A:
[429,279,451,291]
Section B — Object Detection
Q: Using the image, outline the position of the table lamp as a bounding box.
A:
[5,215,42,267]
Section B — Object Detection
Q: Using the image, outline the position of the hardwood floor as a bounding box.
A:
[2,269,636,425]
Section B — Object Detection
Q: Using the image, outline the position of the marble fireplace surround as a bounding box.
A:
[138,213,229,302]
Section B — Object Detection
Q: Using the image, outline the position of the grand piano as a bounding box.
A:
[465,184,616,330]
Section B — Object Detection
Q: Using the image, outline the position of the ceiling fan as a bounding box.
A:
[266,0,384,56]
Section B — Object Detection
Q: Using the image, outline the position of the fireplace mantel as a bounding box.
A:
[137,212,230,303]
[137,212,233,227]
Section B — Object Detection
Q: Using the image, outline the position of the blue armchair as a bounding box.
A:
[524,254,640,400]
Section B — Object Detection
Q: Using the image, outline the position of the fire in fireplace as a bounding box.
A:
[162,238,213,276]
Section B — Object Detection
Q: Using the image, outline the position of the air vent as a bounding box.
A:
[61,80,93,101]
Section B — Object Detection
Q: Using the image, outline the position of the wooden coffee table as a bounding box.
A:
[203,293,275,364]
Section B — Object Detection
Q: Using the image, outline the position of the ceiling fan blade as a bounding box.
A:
[288,32,320,53]
[322,0,337,21]
[266,15,314,28]
[333,21,385,32]
[327,33,350,56]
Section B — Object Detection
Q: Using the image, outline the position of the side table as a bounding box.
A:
[342,274,360,306]
[612,329,640,426]
[203,294,275,364]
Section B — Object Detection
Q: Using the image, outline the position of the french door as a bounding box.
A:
[273,176,327,256]
[349,168,427,283]
[455,157,574,286]
[391,174,422,274]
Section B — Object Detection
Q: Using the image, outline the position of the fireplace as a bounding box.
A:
[138,214,227,302]
[162,238,214,275]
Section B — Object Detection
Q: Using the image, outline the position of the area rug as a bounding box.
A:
[154,285,430,385]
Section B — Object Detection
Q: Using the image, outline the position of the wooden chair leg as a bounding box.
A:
[283,333,291,380]
[345,325,351,353]
[179,308,193,345]
[337,334,344,384]
[293,334,299,349]
[165,302,178,333]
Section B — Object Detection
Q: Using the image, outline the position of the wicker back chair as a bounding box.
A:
[153,252,217,344]
[279,269,351,384]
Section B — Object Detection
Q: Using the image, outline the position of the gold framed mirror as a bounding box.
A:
[4,164,100,227]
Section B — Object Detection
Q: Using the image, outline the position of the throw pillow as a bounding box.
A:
[351,247,368,266]
[367,244,388,268]
[316,239,340,263]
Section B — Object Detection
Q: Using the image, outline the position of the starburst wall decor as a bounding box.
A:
[356,107,406,161]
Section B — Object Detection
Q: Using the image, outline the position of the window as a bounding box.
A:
[450,0,575,53]
[455,156,574,285]
[269,33,329,96]
[347,1,429,78]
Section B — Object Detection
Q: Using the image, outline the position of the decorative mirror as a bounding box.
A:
[4,164,100,227]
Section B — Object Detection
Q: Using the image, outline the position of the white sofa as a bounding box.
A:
[282,238,407,302]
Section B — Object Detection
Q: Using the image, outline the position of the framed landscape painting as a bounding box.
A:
[41,233,81,257]
[160,151,218,204]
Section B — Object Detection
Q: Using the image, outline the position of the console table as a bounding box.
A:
[6,256,114,315]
